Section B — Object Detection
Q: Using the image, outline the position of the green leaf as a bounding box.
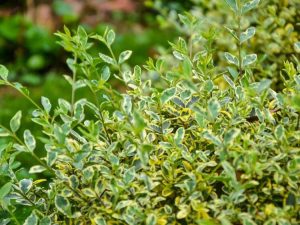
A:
[274,125,284,140]
[41,96,51,113]
[10,111,22,133]
[242,54,257,67]
[24,129,36,152]
[256,79,271,93]
[118,50,132,64]
[124,167,136,185]
[29,165,46,174]
[101,66,110,82]
[294,42,300,53]
[24,212,38,225]
[223,74,236,89]
[203,131,222,146]
[94,216,107,225]
[99,53,115,65]
[240,27,255,43]
[291,95,300,111]
[242,0,260,14]
[19,179,32,194]
[224,128,240,146]
[224,0,238,12]
[0,182,12,199]
[0,65,8,81]
[55,195,72,217]
[222,161,236,182]
[208,98,220,120]
[40,217,51,225]
[224,52,239,66]
[174,127,185,145]
[82,188,96,197]
[161,87,176,104]
[69,175,79,189]
[106,29,115,46]
[183,58,192,77]
[0,128,10,137]
[122,95,132,114]
[146,214,157,225]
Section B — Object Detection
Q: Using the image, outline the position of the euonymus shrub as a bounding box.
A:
[0,1,300,224]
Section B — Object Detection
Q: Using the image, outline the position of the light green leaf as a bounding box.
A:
[29,165,46,174]
[0,65,8,81]
[208,98,220,120]
[224,128,240,146]
[41,96,51,113]
[118,50,132,64]
[40,217,51,225]
[10,111,22,133]
[224,0,238,12]
[294,42,300,53]
[240,27,255,43]
[94,216,107,225]
[106,29,115,45]
[203,131,222,146]
[0,182,12,199]
[223,74,236,89]
[55,195,72,217]
[124,167,136,184]
[174,127,185,145]
[82,188,96,197]
[122,95,132,114]
[101,66,110,82]
[222,161,236,182]
[146,214,157,225]
[0,128,10,137]
[242,54,257,67]
[242,0,260,14]
[24,212,38,225]
[224,52,239,66]
[99,53,115,65]
[24,130,36,152]
[161,87,176,104]
[274,125,284,140]
[69,175,79,189]
[19,179,32,194]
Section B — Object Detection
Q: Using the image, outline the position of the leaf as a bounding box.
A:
[208,98,220,120]
[24,130,36,152]
[0,182,12,199]
[10,111,22,133]
[99,53,115,65]
[101,66,110,82]
[174,127,185,145]
[82,188,96,197]
[242,54,257,67]
[224,52,239,66]
[41,96,51,113]
[94,216,107,225]
[294,42,300,53]
[19,179,33,194]
[0,65,8,81]
[202,131,222,146]
[224,128,240,146]
[223,74,236,89]
[222,161,236,182]
[69,175,79,189]
[24,212,38,225]
[55,195,72,217]
[224,0,238,12]
[122,95,132,114]
[257,79,271,93]
[146,214,157,225]
[29,165,46,174]
[0,128,10,137]
[40,217,51,225]
[161,87,176,104]
[275,125,284,140]
[124,167,136,184]
[118,50,132,64]
[240,27,256,43]
[242,0,260,14]
[106,29,115,45]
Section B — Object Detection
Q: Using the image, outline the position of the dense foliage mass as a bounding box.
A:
[0,0,300,224]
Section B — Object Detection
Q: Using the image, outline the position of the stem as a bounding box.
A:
[71,55,78,116]
[7,208,21,225]
[237,0,242,76]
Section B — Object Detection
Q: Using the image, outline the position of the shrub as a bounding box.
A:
[0,0,300,224]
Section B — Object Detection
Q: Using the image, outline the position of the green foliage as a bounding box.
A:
[0,2,300,224]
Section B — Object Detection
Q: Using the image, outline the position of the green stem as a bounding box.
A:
[237,0,242,76]
[7,208,21,225]
[71,55,78,116]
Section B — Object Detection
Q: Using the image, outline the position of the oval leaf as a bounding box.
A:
[24,130,36,152]
[224,52,239,66]
[10,111,22,133]
[118,50,132,64]
[242,54,257,67]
